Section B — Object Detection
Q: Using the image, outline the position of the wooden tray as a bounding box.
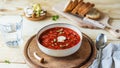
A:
[24,33,97,68]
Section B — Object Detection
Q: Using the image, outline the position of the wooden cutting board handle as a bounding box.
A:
[96,13,120,39]
[105,27,120,39]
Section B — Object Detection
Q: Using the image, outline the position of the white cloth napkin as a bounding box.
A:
[89,43,120,68]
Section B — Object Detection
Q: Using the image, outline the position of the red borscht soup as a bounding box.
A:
[39,27,80,49]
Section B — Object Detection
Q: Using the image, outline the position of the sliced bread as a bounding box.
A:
[85,8,101,20]
[64,0,78,12]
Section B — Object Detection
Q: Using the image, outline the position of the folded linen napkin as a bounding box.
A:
[89,43,120,68]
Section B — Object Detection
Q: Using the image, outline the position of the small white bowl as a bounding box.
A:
[36,23,82,57]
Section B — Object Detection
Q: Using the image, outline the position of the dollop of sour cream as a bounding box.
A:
[57,36,66,42]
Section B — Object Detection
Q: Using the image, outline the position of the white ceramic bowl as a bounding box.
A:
[36,23,82,57]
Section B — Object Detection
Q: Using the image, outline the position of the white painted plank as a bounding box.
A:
[0,63,29,68]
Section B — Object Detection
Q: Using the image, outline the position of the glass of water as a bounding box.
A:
[0,15,23,47]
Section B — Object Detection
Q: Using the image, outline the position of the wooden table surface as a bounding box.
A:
[0,0,120,68]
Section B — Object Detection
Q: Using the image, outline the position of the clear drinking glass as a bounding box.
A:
[0,15,23,47]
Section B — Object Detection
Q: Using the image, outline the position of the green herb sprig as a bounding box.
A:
[52,15,59,21]
[4,60,10,64]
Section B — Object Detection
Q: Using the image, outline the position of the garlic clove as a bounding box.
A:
[26,9,33,15]
[40,13,46,16]
[25,14,31,17]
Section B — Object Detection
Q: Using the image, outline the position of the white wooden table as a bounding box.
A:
[0,0,120,68]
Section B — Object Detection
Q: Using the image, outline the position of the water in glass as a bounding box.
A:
[0,15,23,47]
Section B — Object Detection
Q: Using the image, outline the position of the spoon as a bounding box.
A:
[96,33,107,68]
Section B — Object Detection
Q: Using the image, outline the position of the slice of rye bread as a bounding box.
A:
[77,2,90,16]
[79,2,91,16]
[80,3,95,16]
[64,0,73,12]
[85,8,101,20]
[71,0,84,14]
[64,0,78,12]
[77,3,86,16]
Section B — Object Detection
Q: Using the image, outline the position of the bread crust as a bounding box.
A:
[77,2,90,16]
[64,0,73,12]
[64,0,78,12]
[71,0,83,14]
[81,3,94,16]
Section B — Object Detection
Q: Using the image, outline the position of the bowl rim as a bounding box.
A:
[36,23,83,50]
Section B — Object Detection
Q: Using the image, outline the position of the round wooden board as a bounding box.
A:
[24,33,97,68]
